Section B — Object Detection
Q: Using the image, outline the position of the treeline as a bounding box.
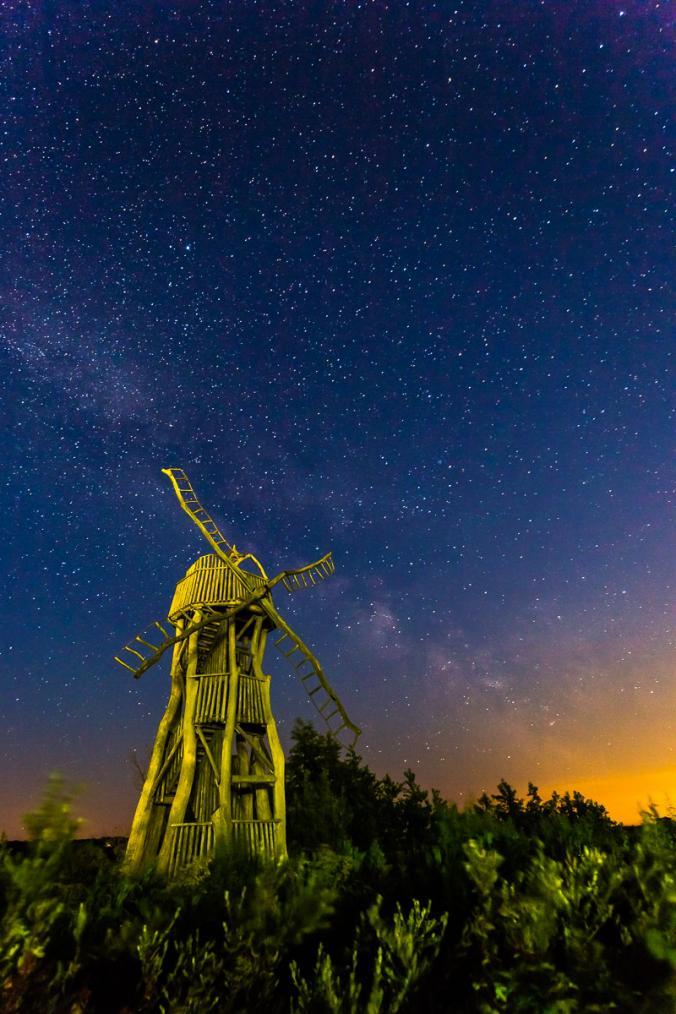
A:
[1,720,674,1012]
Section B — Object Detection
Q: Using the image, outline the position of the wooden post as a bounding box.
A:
[236,735,254,821]
[251,736,273,821]
[157,611,202,874]
[252,621,287,858]
[125,620,185,871]
[214,618,240,852]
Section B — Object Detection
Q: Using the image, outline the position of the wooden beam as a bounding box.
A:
[196,726,220,787]
[232,774,276,784]
[234,723,275,775]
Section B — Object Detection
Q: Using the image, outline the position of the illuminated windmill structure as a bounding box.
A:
[115,468,360,875]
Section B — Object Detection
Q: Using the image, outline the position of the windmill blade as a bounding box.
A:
[114,588,270,679]
[263,599,361,749]
[275,551,335,593]
[162,468,242,571]
[114,608,225,678]
[163,469,331,595]
[114,619,178,678]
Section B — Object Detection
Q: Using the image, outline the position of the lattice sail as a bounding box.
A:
[115,609,223,679]
[279,552,335,593]
[265,600,361,748]
[162,467,235,559]
[114,620,172,676]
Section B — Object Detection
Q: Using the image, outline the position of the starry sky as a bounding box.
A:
[1,1,673,837]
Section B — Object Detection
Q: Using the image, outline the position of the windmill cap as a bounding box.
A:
[168,554,267,621]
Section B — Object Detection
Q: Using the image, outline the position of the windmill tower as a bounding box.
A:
[115,469,360,875]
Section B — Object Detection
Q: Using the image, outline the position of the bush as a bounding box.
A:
[0,730,673,1012]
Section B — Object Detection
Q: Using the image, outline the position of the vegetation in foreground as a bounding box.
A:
[1,721,674,1013]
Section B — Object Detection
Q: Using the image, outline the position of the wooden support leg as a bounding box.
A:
[251,740,273,822]
[236,735,254,821]
[266,705,287,859]
[214,618,240,854]
[252,621,287,859]
[125,621,185,871]
[157,611,202,874]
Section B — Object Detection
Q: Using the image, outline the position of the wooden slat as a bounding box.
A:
[168,822,215,874]
[168,556,267,621]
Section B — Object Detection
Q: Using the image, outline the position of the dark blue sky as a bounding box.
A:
[1,1,673,835]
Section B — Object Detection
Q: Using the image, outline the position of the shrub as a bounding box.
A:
[1,735,673,1012]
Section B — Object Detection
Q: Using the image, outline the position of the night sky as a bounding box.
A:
[2,2,673,838]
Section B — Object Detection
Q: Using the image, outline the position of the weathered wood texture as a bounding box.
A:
[168,555,267,621]
[124,623,185,870]
[125,564,286,874]
[121,468,359,876]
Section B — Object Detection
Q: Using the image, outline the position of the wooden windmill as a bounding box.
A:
[115,468,360,875]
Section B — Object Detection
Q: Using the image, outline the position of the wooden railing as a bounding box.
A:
[232,819,279,856]
[167,821,214,875]
[167,819,279,872]
[195,673,229,725]
[193,672,267,726]
[237,673,267,725]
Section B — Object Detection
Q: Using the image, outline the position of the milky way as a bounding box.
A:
[1,2,673,836]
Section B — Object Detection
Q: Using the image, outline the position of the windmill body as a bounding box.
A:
[118,470,359,874]
[126,554,285,874]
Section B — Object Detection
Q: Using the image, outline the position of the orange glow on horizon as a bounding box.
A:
[540,768,676,825]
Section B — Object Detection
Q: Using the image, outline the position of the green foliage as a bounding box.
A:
[290,898,447,1013]
[0,775,88,1012]
[1,738,674,1012]
[458,821,676,1011]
